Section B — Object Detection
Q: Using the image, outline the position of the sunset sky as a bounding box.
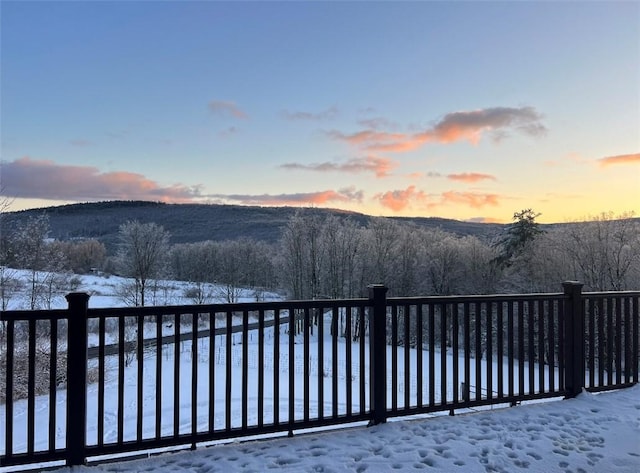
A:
[1,1,638,224]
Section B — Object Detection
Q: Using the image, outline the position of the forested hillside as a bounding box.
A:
[3,201,504,250]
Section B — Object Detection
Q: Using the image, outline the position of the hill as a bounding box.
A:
[2,201,505,251]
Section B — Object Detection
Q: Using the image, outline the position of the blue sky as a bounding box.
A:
[1,1,638,223]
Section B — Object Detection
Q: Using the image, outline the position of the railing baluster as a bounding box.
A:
[273,309,281,425]
[404,304,410,409]
[624,297,632,383]
[331,307,338,419]
[615,298,622,385]
[27,318,36,455]
[528,300,535,395]
[208,312,216,432]
[598,297,605,386]
[549,301,555,392]
[518,301,525,397]
[538,300,545,394]
[416,304,423,408]
[346,306,353,417]
[497,302,504,399]
[288,307,295,428]
[507,301,514,399]
[632,296,639,383]
[391,304,398,412]
[442,303,448,406]
[486,302,493,401]
[318,307,325,420]
[588,298,595,388]
[5,319,15,459]
[49,318,58,452]
[463,302,470,404]
[304,308,311,422]
[607,297,614,386]
[474,302,481,402]
[98,316,106,446]
[225,311,232,431]
[242,310,249,430]
[258,309,265,427]
[156,314,163,439]
[452,303,459,406]
[174,313,182,437]
[137,313,144,442]
[192,312,199,441]
[358,306,366,415]
[118,316,125,444]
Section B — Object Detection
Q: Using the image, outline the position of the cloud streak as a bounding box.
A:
[597,153,640,166]
[210,187,364,206]
[281,106,338,121]
[330,106,546,153]
[208,100,248,119]
[447,172,496,183]
[280,156,397,178]
[1,157,201,203]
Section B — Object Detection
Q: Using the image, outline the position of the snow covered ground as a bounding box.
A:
[1,268,283,310]
[48,384,639,473]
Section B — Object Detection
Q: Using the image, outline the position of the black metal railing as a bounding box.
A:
[1,282,638,470]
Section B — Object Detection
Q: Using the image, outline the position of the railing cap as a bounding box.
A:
[65,292,91,304]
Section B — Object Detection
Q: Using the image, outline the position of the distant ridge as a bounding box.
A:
[3,200,505,251]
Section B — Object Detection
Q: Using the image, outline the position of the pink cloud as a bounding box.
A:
[447,172,496,183]
[374,186,502,213]
[280,156,397,178]
[212,187,364,207]
[1,157,201,203]
[597,153,640,166]
[374,186,428,212]
[329,106,545,153]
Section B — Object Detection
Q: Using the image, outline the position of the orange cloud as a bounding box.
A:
[597,153,640,166]
[374,186,428,212]
[211,187,364,207]
[2,157,201,203]
[447,172,496,183]
[208,100,248,119]
[374,187,502,213]
[440,191,500,208]
[280,156,397,178]
[329,106,545,153]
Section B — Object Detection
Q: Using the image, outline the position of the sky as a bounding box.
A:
[1,1,639,224]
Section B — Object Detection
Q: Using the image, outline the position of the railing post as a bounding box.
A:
[65,292,90,466]
[368,284,388,425]
[562,281,584,398]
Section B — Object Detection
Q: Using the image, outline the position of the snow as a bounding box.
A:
[2,269,640,472]
[48,385,640,473]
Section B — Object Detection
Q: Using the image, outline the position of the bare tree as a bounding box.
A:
[116,221,170,306]
[560,212,640,291]
[279,212,326,300]
[12,215,68,309]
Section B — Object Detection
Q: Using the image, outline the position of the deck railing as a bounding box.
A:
[1,282,638,469]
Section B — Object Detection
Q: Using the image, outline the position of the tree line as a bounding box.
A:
[1,208,639,309]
